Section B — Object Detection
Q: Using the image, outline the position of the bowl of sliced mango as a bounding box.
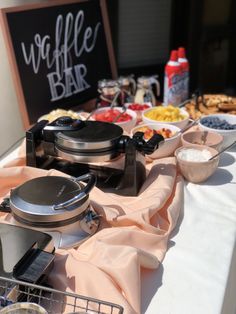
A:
[142,105,189,129]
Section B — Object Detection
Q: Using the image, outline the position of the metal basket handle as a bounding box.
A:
[53,173,96,210]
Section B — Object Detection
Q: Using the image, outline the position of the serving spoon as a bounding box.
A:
[112,106,127,123]
[208,140,236,160]
[177,118,200,134]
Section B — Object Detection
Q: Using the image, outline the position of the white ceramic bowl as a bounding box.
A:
[181,130,224,151]
[0,302,48,313]
[199,113,236,149]
[175,145,219,183]
[142,106,189,129]
[92,106,137,133]
[131,122,181,159]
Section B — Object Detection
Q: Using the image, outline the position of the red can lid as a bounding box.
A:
[178,47,186,58]
[169,50,178,61]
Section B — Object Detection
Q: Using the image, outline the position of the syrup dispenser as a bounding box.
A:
[117,75,136,104]
[134,75,160,105]
[97,79,121,107]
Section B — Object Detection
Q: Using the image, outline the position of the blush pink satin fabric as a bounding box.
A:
[0,148,183,314]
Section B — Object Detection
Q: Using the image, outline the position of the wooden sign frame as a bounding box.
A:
[0,0,117,129]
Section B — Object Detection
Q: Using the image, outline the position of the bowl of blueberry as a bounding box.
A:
[199,113,236,149]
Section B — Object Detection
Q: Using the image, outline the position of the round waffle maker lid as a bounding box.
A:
[10,174,96,226]
[55,120,123,152]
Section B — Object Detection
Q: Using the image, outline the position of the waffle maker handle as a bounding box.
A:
[53,173,96,210]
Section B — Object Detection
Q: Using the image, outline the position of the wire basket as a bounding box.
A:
[0,277,123,314]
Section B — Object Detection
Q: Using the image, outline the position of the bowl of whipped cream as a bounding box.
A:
[174,145,219,183]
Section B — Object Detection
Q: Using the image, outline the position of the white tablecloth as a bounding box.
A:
[143,146,236,314]
[1,146,236,314]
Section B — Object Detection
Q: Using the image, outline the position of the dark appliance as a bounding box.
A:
[26,117,164,196]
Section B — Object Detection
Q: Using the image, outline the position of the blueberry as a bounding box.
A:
[201,116,236,130]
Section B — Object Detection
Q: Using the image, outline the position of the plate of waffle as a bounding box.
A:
[184,94,236,120]
[38,108,90,122]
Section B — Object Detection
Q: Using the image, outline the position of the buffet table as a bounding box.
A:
[0,144,236,314]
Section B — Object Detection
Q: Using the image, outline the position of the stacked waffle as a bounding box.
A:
[184,94,236,120]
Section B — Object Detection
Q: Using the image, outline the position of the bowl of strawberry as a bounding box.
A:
[92,106,137,133]
[125,102,152,122]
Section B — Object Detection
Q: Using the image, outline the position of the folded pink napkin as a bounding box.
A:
[0,151,183,313]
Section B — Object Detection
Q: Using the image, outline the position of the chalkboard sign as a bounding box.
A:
[0,0,117,129]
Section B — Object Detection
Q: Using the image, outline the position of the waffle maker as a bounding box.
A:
[26,117,164,196]
[0,173,100,249]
